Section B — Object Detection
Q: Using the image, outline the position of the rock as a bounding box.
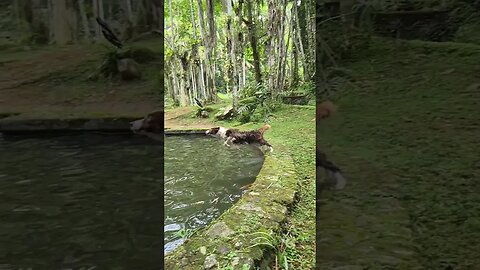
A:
[200,246,207,255]
[181,257,189,266]
[238,203,264,213]
[218,245,230,255]
[204,254,217,269]
[206,222,234,238]
[234,242,243,249]
[200,110,209,118]
[215,106,234,120]
[231,257,240,266]
[116,58,141,80]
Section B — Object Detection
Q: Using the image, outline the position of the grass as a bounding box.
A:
[317,38,480,269]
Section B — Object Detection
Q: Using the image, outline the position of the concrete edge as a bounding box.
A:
[0,117,138,133]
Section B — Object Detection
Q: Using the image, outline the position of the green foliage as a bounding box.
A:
[174,227,193,239]
[237,82,279,123]
[99,46,121,77]
[217,92,232,101]
[241,81,266,99]
[289,81,315,96]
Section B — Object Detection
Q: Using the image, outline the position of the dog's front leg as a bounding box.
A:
[224,137,232,146]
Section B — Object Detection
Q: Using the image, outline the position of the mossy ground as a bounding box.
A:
[318,38,480,269]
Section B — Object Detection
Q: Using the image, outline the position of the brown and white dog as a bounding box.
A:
[316,100,346,189]
[130,110,163,141]
[206,124,273,152]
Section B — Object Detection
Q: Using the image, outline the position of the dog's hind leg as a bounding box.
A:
[259,139,273,152]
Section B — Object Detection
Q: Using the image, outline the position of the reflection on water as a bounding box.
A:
[0,132,163,270]
[164,136,264,254]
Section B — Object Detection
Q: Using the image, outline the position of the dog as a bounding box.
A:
[206,124,273,152]
[316,100,346,189]
[130,110,163,141]
[205,126,235,139]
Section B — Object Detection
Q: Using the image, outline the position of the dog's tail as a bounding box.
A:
[317,101,337,121]
[258,123,271,135]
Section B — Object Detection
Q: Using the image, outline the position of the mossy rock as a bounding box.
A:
[119,47,158,63]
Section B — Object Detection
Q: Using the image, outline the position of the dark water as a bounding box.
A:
[0,132,163,270]
[164,136,264,254]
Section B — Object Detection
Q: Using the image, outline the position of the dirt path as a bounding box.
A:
[0,46,161,119]
[0,46,96,90]
[164,107,214,129]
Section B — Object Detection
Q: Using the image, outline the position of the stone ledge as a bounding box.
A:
[165,148,298,270]
[165,128,208,135]
[0,117,137,133]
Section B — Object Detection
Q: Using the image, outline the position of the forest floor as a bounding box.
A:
[0,39,162,120]
[317,38,480,269]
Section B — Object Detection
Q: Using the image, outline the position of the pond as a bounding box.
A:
[0,132,163,270]
[0,132,264,267]
[164,135,264,254]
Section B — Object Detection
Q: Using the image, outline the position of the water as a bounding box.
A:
[0,132,264,268]
[164,135,264,254]
[0,132,163,270]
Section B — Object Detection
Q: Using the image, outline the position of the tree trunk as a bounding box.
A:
[226,0,238,113]
[298,0,311,79]
[294,2,307,81]
[78,0,90,42]
[66,1,78,43]
[246,0,262,84]
[236,0,244,92]
[205,0,216,47]
[98,0,104,20]
[205,0,217,101]
[92,0,101,39]
[52,0,70,45]
[125,0,133,21]
[267,0,278,96]
[291,24,299,88]
[47,0,54,42]
[196,0,216,103]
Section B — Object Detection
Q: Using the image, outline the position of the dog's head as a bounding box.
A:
[206,127,221,136]
[130,110,163,134]
[206,126,230,138]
